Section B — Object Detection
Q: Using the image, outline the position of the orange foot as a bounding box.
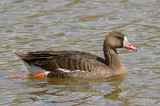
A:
[33,73,45,78]
[8,74,30,78]
[8,73,45,79]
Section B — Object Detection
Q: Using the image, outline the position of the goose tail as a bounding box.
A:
[12,50,25,58]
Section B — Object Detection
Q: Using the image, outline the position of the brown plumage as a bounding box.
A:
[13,31,136,79]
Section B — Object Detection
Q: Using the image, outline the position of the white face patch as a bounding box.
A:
[123,36,128,45]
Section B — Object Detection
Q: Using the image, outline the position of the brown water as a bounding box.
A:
[0,0,160,105]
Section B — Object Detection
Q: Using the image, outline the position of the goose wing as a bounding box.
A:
[13,51,106,78]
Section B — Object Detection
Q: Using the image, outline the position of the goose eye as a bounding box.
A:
[117,37,123,40]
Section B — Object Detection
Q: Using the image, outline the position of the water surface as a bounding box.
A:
[0,0,160,105]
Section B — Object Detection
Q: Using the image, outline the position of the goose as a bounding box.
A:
[10,31,136,79]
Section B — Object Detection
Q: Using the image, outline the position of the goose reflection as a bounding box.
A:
[14,75,126,105]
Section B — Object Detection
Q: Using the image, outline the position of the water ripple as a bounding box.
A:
[0,0,160,105]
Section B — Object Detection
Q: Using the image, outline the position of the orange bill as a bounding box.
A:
[123,36,137,51]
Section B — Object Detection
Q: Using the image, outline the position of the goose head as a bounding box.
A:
[104,31,137,51]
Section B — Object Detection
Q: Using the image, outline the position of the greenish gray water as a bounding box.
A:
[0,0,160,105]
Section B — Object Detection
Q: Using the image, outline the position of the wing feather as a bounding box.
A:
[16,51,106,75]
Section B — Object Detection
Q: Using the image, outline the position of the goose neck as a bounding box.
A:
[103,46,122,68]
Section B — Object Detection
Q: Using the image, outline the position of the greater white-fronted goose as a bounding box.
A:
[11,31,136,79]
